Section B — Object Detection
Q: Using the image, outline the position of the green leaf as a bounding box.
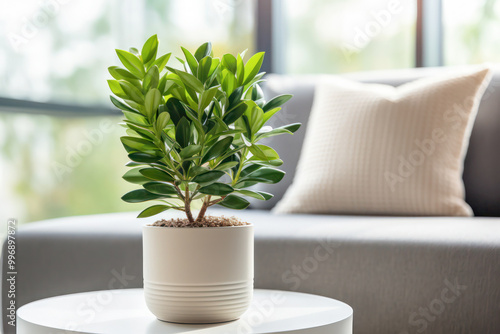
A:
[208,58,220,78]
[183,109,205,138]
[181,46,199,74]
[138,204,170,218]
[235,189,265,200]
[257,191,274,200]
[233,180,258,189]
[222,54,237,73]
[124,111,146,125]
[139,168,174,182]
[221,69,237,96]
[249,144,279,161]
[218,194,250,209]
[155,112,171,133]
[143,181,178,195]
[236,54,245,86]
[251,84,265,104]
[239,49,248,59]
[143,65,160,91]
[189,166,209,178]
[129,47,140,57]
[240,163,263,178]
[243,52,265,85]
[197,56,212,83]
[282,123,301,133]
[223,102,247,125]
[122,168,150,184]
[199,85,219,113]
[168,67,204,93]
[152,53,172,71]
[243,100,264,136]
[124,122,156,141]
[242,167,285,184]
[254,159,283,167]
[120,136,157,152]
[144,88,162,119]
[141,34,158,64]
[215,161,239,171]
[180,144,202,159]
[194,42,212,61]
[192,170,225,184]
[108,66,139,81]
[122,189,164,203]
[165,98,187,126]
[262,107,281,124]
[110,96,136,113]
[119,81,144,104]
[256,123,301,140]
[263,94,293,112]
[202,137,233,164]
[235,189,273,201]
[123,99,145,113]
[228,86,244,108]
[108,80,128,99]
[199,182,234,196]
[175,117,191,148]
[116,49,145,78]
[125,161,142,167]
[128,152,162,163]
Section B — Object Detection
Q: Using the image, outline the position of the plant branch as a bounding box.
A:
[183,186,194,223]
[208,196,226,207]
[232,148,248,185]
[195,195,211,223]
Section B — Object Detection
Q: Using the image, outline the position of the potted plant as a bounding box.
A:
[107,35,300,324]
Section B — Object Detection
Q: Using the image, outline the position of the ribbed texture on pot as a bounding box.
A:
[144,280,253,323]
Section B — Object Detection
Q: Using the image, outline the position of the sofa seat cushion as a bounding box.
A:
[2,210,500,334]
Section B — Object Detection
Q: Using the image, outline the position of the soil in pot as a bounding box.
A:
[151,215,250,228]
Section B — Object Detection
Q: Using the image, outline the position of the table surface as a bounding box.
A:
[17,288,353,334]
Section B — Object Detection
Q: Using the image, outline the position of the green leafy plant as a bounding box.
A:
[108,35,300,223]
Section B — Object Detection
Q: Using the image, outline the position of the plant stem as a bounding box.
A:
[184,187,194,223]
[195,195,211,223]
[232,148,248,185]
[208,196,226,206]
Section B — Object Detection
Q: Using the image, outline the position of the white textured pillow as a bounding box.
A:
[274,68,492,216]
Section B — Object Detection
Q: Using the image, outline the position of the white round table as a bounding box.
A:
[17,289,353,334]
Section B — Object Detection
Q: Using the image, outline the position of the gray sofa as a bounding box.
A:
[3,68,500,334]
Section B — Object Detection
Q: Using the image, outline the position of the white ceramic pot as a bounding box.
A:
[143,224,254,324]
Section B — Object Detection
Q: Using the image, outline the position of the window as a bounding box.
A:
[0,114,131,223]
[282,0,416,74]
[443,0,500,65]
[0,0,255,105]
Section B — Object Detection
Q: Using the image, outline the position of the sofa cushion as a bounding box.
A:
[274,68,492,216]
[256,67,500,216]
